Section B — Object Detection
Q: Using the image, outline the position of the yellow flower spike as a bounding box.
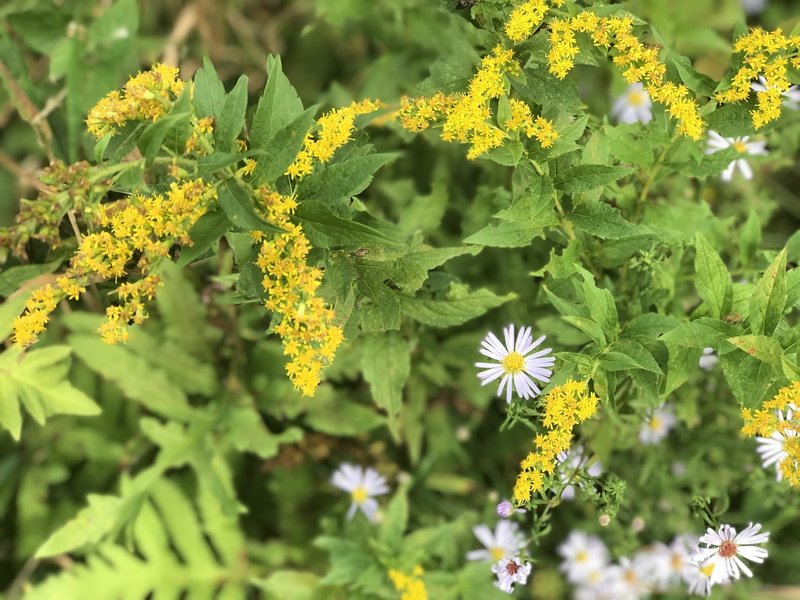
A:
[254,187,343,396]
[389,567,428,600]
[512,380,600,505]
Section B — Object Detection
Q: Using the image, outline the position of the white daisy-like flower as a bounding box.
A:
[751,76,800,110]
[756,405,798,481]
[692,523,769,585]
[611,82,653,124]
[330,463,390,521]
[638,404,677,445]
[599,556,652,600]
[476,324,555,404]
[637,535,697,591]
[683,560,727,597]
[705,130,768,181]
[741,0,767,16]
[466,520,526,562]
[556,445,603,501]
[492,556,533,594]
[558,531,610,584]
[698,347,719,371]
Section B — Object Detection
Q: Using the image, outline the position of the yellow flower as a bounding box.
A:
[86,64,184,138]
[388,567,428,600]
[512,380,599,505]
[255,187,343,396]
[505,0,549,43]
[285,99,381,179]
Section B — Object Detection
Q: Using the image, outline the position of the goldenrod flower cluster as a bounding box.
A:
[716,28,800,129]
[398,46,559,159]
[742,381,800,486]
[254,187,344,396]
[12,179,215,347]
[285,99,382,179]
[388,566,428,600]
[547,12,703,140]
[513,380,599,505]
[184,116,215,154]
[86,64,185,138]
[504,0,561,43]
[505,99,560,147]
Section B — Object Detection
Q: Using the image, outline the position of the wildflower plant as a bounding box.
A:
[0,0,800,598]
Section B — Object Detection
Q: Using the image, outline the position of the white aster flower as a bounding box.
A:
[692,523,769,585]
[683,560,727,597]
[705,130,768,181]
[751,76,800,110]
[698,347,719,371]
[756,405,799,481]
[558,531,610,584]
[637,535,697,591]
[638,404,677,445]
[492,556,532,594]
[741,0,767,16]
[476,324,555,404]
[556,445,603,501]
[331,463,390,521]
[600,556,652,600]
[611,82,653,124]
[467,520,526,562]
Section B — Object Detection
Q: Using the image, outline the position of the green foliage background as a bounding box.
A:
[1,0,800,598]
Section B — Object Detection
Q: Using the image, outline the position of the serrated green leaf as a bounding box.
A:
[750,248,787,336]
[401,288,515,327]
[252,106,317,185]
[215,75,248,152]
[251,54,304,147]
[35,494,123,558]
[361,332,410,438]
[569,201,646,240]
[694,233,733,319]
[727,335,783,368]
[218,179,282,233]
[297,153,398,204]
[554,164,633,193]
[193,58,226,119]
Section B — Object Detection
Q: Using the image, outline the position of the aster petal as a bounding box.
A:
[503,325,515,353]
[467,549,492,561]
[720,161,735,181]
[360,498,380,521]
[473,524,496,549]
[736,158,753,180]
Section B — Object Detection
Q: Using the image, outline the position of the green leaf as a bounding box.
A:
[193,58,226,119]
[660,318,739,346]
[562,315,606,346]
[569,201,646,240]
[295,201,405,250]
[305,396,385,436]
[705,103,755,137]
[175,210,231,267]
[378,486,409,550]
[579,269,618,341]
[215,75,249,152]
[8,11,70,54]
[694,233,733,319]
[0,346,100,441]
[482,141,523,166]
[720,352,773,409]
[727,335,784,368]
[139,111,191,166]
[554,164,633,193]
[251,54,304,148]
[35,494,122,558]
[739,210,760,267]
[361,332,410,438]
[463,220,547,247]
[297,153,398,204]
[218,179,282,233]
[750,248,787,336]
[401,287,515,327]
[252,106,317,185]
[224,406,303,459]
[666,52,716,96]
[68,335,197,422]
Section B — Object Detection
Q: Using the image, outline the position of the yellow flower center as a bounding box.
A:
[491,547,506,561]
[575,550,588,563]
[700,563,715,578]
[502,351,525,374]
[733,140,748,153]
[351,486,369,504]
[628,90,645,106]
[649,416,662,431]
